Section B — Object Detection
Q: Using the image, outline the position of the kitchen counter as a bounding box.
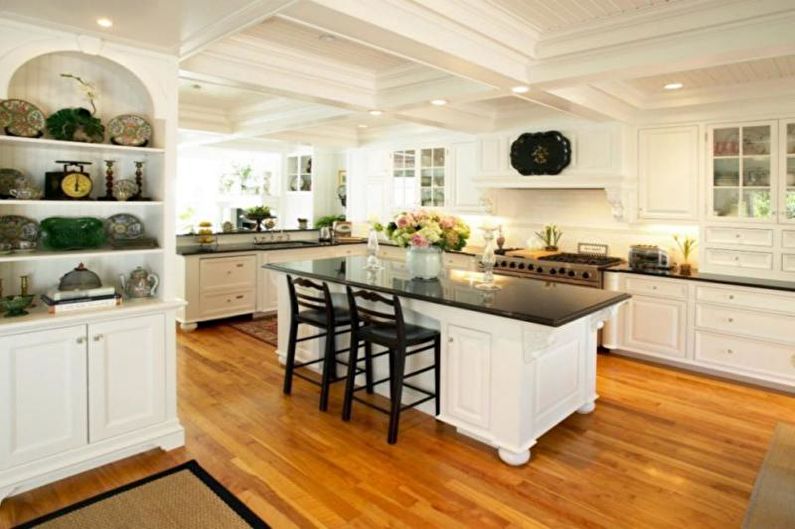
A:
[176,239,365,256]
[265,255,629,465]
[266,256,629,327]
[606,265,795,293]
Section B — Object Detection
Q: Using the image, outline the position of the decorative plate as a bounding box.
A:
[106,213,144,241]
[0,168,24,197]
[107,114,153,147]
[0,215,40,248]
[112,178,139,201]
[510,131,572,176]
[0,99,46,138]
[40,217,106,251]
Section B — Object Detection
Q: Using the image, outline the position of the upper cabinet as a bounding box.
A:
[707,121,778,223]
[781,119,795,224]
[638,125,700,221]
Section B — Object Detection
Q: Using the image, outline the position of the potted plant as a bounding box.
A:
[380,209,470,280]
[297,218,308,230]
[536,224,562,251]
[674,234,697,276]
[46,74,104,143]
[245,205,273,232]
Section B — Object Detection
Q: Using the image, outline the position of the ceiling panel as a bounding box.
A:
[178,80,275,109]
[242,16,409,73]
[488,0,685,33]
[630,55,795,93]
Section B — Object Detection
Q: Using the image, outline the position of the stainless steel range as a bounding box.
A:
[490,246,623,289]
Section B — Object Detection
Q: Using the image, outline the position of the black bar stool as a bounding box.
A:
[342,286,441,444]
[283,274,373,411]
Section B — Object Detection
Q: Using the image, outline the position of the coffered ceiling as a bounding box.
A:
[5,0,795,147]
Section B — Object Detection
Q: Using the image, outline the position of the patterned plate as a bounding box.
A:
[106,213,144,240]
[107,114,153,147]
[0,168,24,196]
[0,215,40,248]
[0,99,45,138]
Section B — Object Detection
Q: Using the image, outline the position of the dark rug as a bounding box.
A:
[229,314,278,346]
[14,460,270,529]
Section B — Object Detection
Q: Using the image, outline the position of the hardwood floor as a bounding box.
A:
[2,322,794,528]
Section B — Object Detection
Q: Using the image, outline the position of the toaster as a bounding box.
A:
[628,245,671,270]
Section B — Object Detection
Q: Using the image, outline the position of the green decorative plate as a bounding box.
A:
[40,217,106,251]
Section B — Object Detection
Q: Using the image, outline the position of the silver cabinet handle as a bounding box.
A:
[93,334,103,342]
[235,295,244,299]
[728,295,734,300]
[448,337,454,344]
[76,336,86,344]
[727,348,734,354]
[728,317,734,323]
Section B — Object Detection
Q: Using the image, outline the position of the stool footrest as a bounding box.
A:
[351,393,437,415]
[402,364,436,381]
[402,380,435,396]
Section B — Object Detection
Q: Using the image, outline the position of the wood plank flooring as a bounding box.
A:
[2,322,794,528]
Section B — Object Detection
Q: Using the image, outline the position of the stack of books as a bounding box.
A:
[41,287,122,314]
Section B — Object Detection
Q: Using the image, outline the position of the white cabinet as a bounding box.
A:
[638,126,699,220]
[622,295,688,359]
[779,119,795,224]
[443,324,491,429]
[0,325,87,469]
[450,142,483,212]
[88,314,166,442]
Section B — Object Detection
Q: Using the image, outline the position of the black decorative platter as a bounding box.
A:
[510,131,571,175]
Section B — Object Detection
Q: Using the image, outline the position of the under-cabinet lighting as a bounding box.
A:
[96,17,113,28]
[357,124,368,129]
[511,85,529,94]
[430,99,448,106]
[664,82,684,90]
[368,110,383,116]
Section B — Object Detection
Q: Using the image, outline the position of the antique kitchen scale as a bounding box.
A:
[45,160,94,200]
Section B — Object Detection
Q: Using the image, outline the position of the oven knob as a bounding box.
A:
[518,263,525,270]
[500,260,507,267]
[509,262,516,268]
[568,270,576,277]
[582,272,591,279]
[558,267,566,274]
[536,267,543,273]
[526,264,534,271]
[549,269,557,275]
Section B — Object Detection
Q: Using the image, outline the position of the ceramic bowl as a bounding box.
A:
[15,240,37,251]
[1,295,34,317]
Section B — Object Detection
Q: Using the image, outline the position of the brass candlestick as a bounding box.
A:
[99,159,116,201]
[133,161,145,200]
[20,275,29,296]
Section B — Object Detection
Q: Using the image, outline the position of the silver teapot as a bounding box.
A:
[119,266,159,298]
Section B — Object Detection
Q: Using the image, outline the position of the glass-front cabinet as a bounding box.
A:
[782,120,795,223]
[708,121,777,221]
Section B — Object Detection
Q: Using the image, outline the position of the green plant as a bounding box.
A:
[46,107,104,143]
[245,205,272,220]
[673,234,697,262]
[315,214,345,228]
[536,224,562,248]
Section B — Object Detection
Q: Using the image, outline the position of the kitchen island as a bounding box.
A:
[265,256,630,465]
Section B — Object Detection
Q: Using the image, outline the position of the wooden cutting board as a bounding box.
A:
[504,249,559,259]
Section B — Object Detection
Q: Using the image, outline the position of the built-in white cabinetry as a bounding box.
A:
[605,271,795,390]
[87,314,166,442]
[781,119,795,224]
[637,125,700,220]
[0,325,87,469]
[444,324,491,429]
[450,142,484,212]
[0,306,181,502]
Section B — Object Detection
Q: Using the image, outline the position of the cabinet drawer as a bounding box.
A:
[444,253,474,270]
[783,254,795,273]
[199,255,256,292]
[695,304,795,343]
[378,246,405,260]
[695,331,795,381]
[695,285,795,315]
[704,248,773,270]
[705,227,774,247]
[783,231,795,249]
[200,289,255,317]
[623,276,688,299]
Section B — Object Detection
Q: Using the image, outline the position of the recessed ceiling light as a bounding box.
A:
[664,82,684,90]
[357,124,368,129]
[511,85,529,94]
[96,17,113,28]
[318,34,336,42]
[430,99,448,106]
[368,110,383,116]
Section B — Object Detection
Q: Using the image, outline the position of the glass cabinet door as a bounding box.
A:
[784,122,795,222]
[710,123,775,220]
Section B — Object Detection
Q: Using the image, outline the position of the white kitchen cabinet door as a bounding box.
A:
[623,295,688,359]
[450,142,483,212]
[0,325,87,469]
[476,135,510,177]
[444,325,491,429]
[88,314,166,442]
[638,126,699,220]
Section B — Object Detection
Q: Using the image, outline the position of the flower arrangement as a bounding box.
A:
[379,209,470,251]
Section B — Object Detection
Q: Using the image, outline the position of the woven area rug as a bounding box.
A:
[229,314,278,346]
[14,461,269,529]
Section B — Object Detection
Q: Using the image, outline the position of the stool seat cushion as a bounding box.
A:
[298,293,351,326]
[358,322,438,346]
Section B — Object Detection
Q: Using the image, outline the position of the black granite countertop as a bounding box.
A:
[606,265,795,293]
[265,256,630,327]
[177,239,365,256]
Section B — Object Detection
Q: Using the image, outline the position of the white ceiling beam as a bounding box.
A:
[545,86,639,123]
[179,0,298,59]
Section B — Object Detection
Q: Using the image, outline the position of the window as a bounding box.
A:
[391,147,445,209]
[287,155,312,192]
